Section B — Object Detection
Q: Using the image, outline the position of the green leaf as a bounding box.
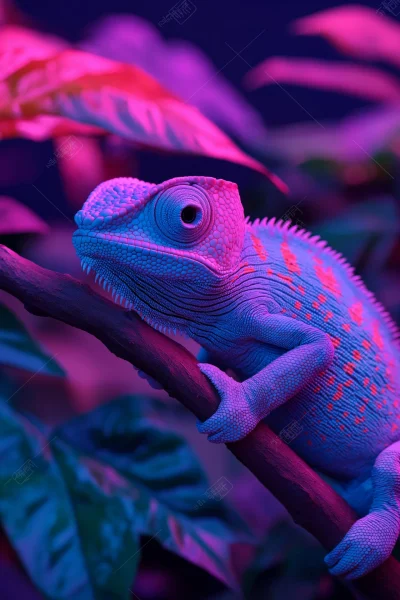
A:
[0,401,94,599]
[56,395,248,588]
[0,400,140,600]
[0,303,64,376]
[52,440,139,600]
[314,197,400,277]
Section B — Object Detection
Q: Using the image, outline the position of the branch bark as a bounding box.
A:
[0,244,399,599]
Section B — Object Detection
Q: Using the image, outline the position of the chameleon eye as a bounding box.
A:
[181,205,198,224]
[154,184,212,245]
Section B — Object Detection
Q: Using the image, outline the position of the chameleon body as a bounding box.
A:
[73,176,400,580]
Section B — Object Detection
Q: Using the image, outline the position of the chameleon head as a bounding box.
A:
[73,176,245,325]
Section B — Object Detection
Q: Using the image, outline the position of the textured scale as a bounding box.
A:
[73,176,400,581]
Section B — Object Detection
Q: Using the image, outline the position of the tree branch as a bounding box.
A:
[0,244,399,599]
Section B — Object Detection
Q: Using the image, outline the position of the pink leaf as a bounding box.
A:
[0,30,287,191]
[245,56,400,103]
[293,4,400,69]
[82,14,269,153]
[0,196,48,235]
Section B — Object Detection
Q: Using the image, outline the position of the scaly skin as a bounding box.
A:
[73,176,400,580]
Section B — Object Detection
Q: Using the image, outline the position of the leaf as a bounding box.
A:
[0,401,94,599]
[0,400,140,600]
[0,196,48,236]
[82,14,270,153]
[0,34,287,192]
[0,303,65,376]
[51,440,139,600]
[0,115,103,141]
[314,197,400,275]
[262,106,400,165]
[56,395,249,588]
[293,5,400,70]
[245,56,400,103]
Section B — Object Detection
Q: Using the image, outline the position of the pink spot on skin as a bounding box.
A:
[348,302,363,325]
[294,300,302,310]
[318,294,327,303]
[363,377,370,387]
[353,350,362,361]
[312,301,319,309]
[342,323,351,333]
[243,266,255,274]
[281,241,301,274]
[298,285,306,295]
[340,424,345,431]
[267,268,273,275]
[306,313,312,320]
[343,411,349,418]
[371,384,377,396]
[327,403,334,411]
[355,416,365,425]
[278,273,293,285]
[324,311,333,322]
[392,424,399,433]
[359,405,366,413]
[251,233,267,261]
[330,336,340,349]
[333,384,343,401]
[313,385,321,393]
[372,321,384,349]
[362,340,371,350]
[327,375,335,385]
[313,257,341,297]
[343,363,355,375]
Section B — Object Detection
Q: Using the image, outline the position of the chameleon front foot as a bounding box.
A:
[324,512,399,580]
[196,364,260,443]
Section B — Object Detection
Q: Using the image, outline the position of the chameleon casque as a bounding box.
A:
[73,175,400,581]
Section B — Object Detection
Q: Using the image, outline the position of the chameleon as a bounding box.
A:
[73,175,400,581]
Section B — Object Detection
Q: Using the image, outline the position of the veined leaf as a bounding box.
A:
[0,401,94,599]
[0,303,64,376]
[0,37,286,192]
[56,395,249,588]
[293,5,400,70]
[0,400,140,600]
[51,440,139,600]
[245,57,400,103]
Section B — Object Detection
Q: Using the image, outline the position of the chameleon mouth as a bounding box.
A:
[72,229,225,276]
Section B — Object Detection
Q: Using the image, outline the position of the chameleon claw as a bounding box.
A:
[197,363,260,443]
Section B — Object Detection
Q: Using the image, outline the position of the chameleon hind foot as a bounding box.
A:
[326,440,400,579]
[325,512,399,580]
